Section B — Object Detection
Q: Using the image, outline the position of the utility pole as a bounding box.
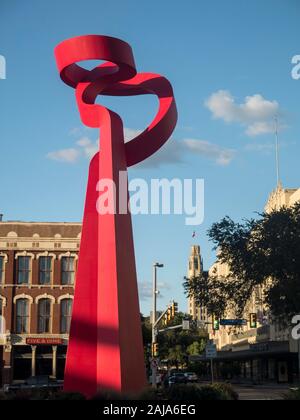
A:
[151,262,163,388]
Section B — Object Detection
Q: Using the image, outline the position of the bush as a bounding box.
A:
[166,384,202,400]
[211,383,239,400]
[166,383,238,401]
[283,388,300,400]
[6,389,47,400]
[137,387,164,400]
[197,385,229,401]
[0,392,8,400]
[49,391,86,400]
[90,390,131,400]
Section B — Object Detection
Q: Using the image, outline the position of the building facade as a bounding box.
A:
[208,185,300,383]
[0,221,81,387]
[265,183,300,213]
[187,245,208,323]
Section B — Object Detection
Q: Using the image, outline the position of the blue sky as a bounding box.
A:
[0,0,299,315]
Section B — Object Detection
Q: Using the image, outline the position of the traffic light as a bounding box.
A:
[212,315,220,331]
[249,313,257,329]
[152,342,159,357]
[163,313,168,326]
[171,301,178,318]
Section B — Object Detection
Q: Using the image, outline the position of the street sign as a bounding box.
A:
[182,320,190,330]
[205,343,217,359]
[220,319,247,327]
[151,358,159,368]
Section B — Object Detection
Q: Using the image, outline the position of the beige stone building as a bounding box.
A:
[207,185,300,383]
[265,183,300,213]
[187,245,208,323]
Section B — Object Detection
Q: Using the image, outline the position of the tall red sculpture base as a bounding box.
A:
[64,116,145,396]
[55,35,177,398]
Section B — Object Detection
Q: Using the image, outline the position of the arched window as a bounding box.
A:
[61,257,75,285]
[60,299,73,334]
[38,298,51,333]
[16,299,29,333]
[17,256,31,284]
[39,256,52,285]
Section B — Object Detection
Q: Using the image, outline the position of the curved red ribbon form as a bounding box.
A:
[54,35,177,397]
[55,34,177,166]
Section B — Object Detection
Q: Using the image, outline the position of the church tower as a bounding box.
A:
[187,245,207,322]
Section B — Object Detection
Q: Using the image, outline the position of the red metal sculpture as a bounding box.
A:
[54,35,177,397]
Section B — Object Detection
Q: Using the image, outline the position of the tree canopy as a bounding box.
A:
[184,202,300,322]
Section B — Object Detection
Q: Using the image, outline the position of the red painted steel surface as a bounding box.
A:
[54,35,177,397]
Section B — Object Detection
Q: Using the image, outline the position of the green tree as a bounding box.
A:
[184,203,300,322]
[168,345,185,369]
[156,312,208,364]
[187,340,206,356]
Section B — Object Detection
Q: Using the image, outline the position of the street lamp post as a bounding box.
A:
[152,262,164,388]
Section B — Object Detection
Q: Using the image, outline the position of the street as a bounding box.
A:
[234,385,290,401]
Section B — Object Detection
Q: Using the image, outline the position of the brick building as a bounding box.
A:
[0,221,81,387]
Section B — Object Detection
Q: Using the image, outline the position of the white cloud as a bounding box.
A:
[48,128,236,167]
[245,121,275,137]
[124,128,142,142]
[76,137,98,158]
[138,280,170,301]
[183,138,236,166]
[136,137,235,168]
[245,143,274,153]
[47,148,80,163]
[205,90,280,137]
[136,138,185,169]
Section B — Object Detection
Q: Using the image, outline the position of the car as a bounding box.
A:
[184,372,198,383]
[168,372,187,386]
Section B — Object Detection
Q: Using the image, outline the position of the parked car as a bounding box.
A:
[168,372,187,386]
[184,372,198,383]
[4,375,63,393]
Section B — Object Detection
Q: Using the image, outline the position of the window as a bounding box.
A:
[16,299,29,333]
[60,299,73,334]
[38,298,51,333]
[61,257,75,285]
[0,256,4,284]
[39,257,52,285]
[17,256,31,284]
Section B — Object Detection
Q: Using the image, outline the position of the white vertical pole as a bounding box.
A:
[274,115,281,187]
[151,264,157,388]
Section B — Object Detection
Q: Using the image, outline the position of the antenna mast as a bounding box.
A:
[274,115,281,187]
